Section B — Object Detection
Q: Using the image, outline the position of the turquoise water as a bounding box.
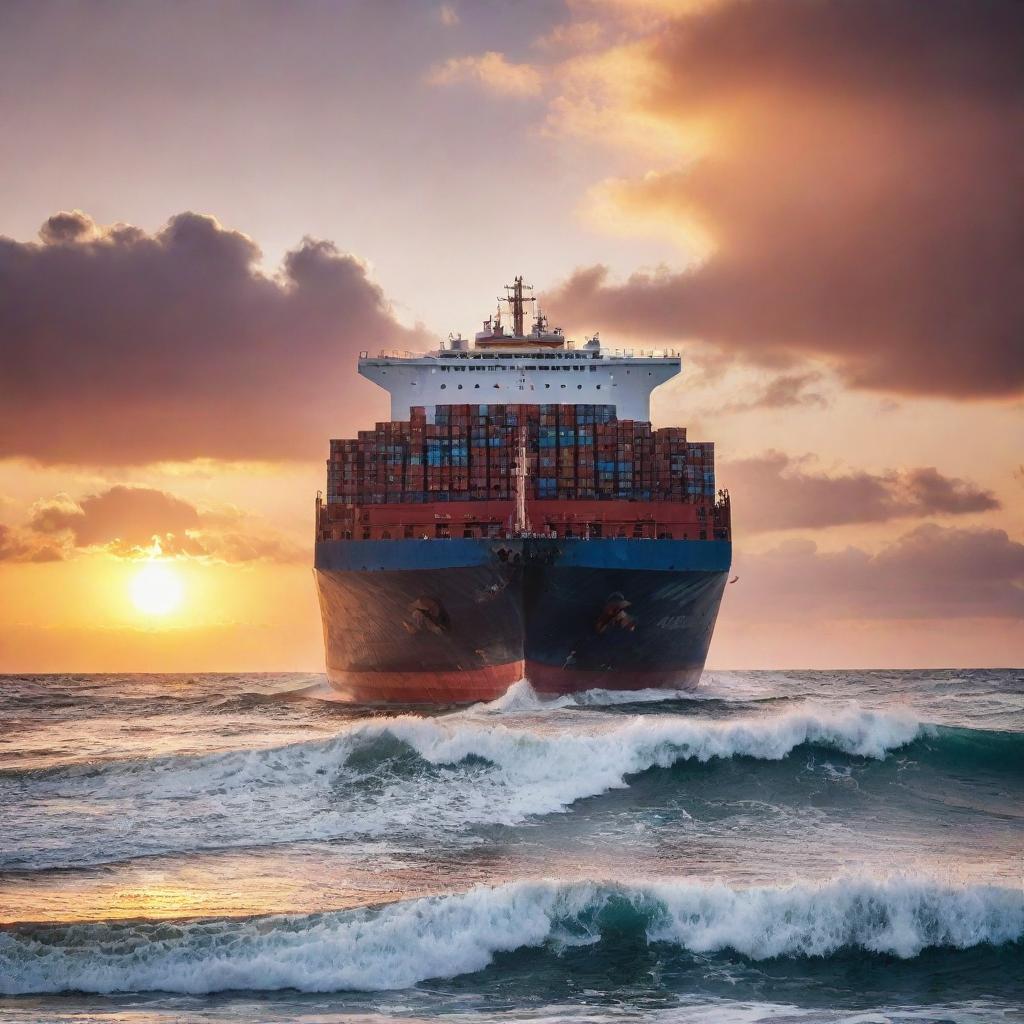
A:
[0,670,1021,1023]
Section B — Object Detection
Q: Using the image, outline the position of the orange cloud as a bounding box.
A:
[29,485,303,564]
[543,0,1024,399]
[0,523,62,563]
[427,51,543,97]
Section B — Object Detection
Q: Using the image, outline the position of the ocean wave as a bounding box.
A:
[10,702,925,811]
[0,705,931,869]
[470,677,782,712]
[28,701,927,790]
[468,678,744,712]
[1,876,1020,995]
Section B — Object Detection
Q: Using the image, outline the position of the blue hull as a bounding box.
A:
[314,539,731,702]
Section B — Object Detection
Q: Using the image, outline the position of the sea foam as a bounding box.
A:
[1,876,1020,995]
[3,704,925,869]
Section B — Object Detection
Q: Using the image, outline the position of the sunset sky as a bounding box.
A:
[1,0,1021,672]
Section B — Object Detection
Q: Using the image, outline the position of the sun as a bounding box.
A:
[130,562,184,616]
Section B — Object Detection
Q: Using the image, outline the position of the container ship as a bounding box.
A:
[314,278,731,703]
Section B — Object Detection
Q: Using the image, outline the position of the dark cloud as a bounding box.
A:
[904,467,1001,516]
[548,0,1024,399]
[724,452,999,532]
[0,523,63,563]
[30,485,303,563]
[37,209,98,245]
[729,524,1024,621]
[0,212,432,463]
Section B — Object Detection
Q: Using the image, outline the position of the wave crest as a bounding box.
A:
[2,877,1020,995]
[3,704,926,870]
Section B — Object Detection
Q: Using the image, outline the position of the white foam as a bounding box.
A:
[466,678,574,714]
[6,704,926,870]
[569,686,715,706]
[2,876,1020,995]
[469,677,765,711]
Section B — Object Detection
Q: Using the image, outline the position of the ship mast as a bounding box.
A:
[501,275,534,338]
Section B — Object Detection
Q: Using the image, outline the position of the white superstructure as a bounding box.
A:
[359,277,681,422]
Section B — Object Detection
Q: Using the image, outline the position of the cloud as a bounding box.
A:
[427,51,543,97]
[31,486,199,547]
[438,4,459,27]
[37,209,101,245]
[721,372,826,413]
[724,452,999,532]
[535,20,607,52]
[0,523,63,563]
[0,211,432,464]
[730,524,1024,621]
[544,0,1024,400]
[30,485,303,563]
[903,467,1002,517]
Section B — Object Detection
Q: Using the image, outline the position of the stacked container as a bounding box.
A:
[324,404,716,527]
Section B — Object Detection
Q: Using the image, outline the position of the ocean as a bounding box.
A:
[0,670,1021,1023]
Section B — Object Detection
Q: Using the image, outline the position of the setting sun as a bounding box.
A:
[130,562,184,616]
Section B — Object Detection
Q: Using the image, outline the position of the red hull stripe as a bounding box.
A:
[326,662,525,704]
[326,661,702,703]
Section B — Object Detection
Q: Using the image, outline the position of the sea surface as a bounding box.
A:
[0,670,1021,1024]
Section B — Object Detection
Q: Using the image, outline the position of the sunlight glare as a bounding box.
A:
[130,562,184,616]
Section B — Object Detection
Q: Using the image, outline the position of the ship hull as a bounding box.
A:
[315,538,730,703]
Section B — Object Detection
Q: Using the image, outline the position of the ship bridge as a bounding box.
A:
[358,276,681,422]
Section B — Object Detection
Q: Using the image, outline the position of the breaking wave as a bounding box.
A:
[1,876,1020,995]
[469,677,778,712]
[2,704,927,869]
[20,701,927,791]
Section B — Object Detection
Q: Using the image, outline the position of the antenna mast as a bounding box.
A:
[501,275,534,337]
